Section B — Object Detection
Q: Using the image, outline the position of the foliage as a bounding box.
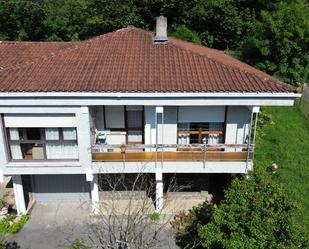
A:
[255,106,309,236]
[0,0,308,84]
[0,237,6,249]
[176,167,308,249]
[149,211,160,221]
[0,200,6,210]
[171,25,201,45]
[0,214,30,234]
[255,108,274,139]
[65,239,92,249]
[170,210,194,230]
[241,0,309,84]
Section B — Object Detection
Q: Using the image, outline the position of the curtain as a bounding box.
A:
[208,123,220,145]
[10,144,23,159]
[46,143,78,159]
[9,128,23,159]
[9,128,20,140]
[63,128,77,140]
[178,123,190,145]
[45,128,59,140]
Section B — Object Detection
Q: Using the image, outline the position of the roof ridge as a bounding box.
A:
[167,38,293,91]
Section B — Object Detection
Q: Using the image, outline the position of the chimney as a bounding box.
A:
[154,16,168,44]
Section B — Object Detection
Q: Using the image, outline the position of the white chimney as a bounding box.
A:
[154,16,168,44]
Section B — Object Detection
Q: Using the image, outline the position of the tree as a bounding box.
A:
[66,172,182,249]
[176,166,308,249]
[241,0,309,84]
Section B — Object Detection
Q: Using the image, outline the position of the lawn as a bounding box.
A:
[254,105,309,235]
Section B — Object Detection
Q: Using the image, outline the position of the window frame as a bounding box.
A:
[6,127,78,161]
[177,122,225,144]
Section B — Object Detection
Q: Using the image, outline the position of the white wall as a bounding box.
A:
[144,106,156,147]
[157,106,178,145]
[225,106,251,145]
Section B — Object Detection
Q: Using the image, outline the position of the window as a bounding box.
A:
[126,108,144,144]
[178,122,225,145]
[6,128,78,160]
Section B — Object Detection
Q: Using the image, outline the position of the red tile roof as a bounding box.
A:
[0,41,76,70]
[0,27,294,93]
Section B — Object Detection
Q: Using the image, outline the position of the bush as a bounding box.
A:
[150,211,160,221]
[0,200,6,210]
[176,167,308,249]
[66,239,92,249]
[0,214,29,234]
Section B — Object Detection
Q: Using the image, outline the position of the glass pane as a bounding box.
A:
[9,128,20,140]
[26,128,41,140]
[10,144,23,159]
[45,128,59,140]
[46,143,78,159]
[18,144,44,160]
[63,128,77,140]
[127,111,143,128]
[189,134,199,144]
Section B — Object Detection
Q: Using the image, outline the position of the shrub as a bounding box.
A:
[0,214,30,234]
[0,200,6,210]
[176,167,308,249]
[66,239,92,249]
[150,211,160,221]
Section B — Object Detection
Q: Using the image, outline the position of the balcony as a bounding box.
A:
[92,144,254,163]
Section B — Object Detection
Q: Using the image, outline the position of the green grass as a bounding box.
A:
[255,106,309,235]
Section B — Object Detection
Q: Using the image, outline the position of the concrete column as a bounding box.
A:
[0,115,7,183]
[76,106,92,169]
[91,174,100,214]
[12,175,26,215]
[155,168,163,212]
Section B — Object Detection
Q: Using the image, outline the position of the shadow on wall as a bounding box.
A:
[163,173,232,203]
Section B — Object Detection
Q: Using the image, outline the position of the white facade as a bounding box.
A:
[0,92,298,213]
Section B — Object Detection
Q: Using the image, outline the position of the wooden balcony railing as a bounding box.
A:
[92,144,254,163]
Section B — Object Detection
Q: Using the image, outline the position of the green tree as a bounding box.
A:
[176,167,308,249]
[241,0,309,84]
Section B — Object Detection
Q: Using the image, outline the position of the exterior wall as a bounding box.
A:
[144,106,156,148]
[225,106,251,145]
[157,106,178,145]
[0,105,253,177]
[31,174,90,202]
[0,117,7,181]
[0,106,90,176]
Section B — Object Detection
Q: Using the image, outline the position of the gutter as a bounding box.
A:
[0,91,302,98]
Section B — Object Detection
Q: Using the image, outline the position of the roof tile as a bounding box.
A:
[0,27,294,93]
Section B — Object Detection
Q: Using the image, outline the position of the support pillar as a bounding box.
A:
[91,174,100,214]
[12,175,26,215]
[155,168,163,212]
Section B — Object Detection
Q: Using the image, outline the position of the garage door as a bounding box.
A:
[32,174,90,202]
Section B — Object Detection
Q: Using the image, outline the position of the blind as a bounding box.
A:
[178,106,225,123]
[4,114,76,127]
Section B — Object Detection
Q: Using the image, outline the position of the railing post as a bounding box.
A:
[203,144,206,168]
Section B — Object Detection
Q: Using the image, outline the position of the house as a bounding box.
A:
[0,17,300,214]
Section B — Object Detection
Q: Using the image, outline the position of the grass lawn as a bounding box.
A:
[254,105,309,235]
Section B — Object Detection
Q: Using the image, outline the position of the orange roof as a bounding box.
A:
[0,27,293,93]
